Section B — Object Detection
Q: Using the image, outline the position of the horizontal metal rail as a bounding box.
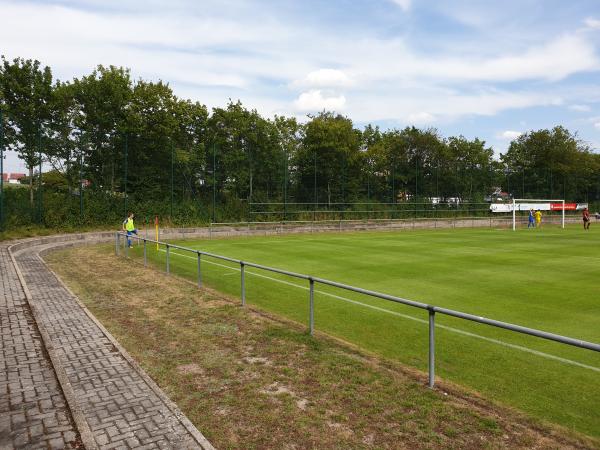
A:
[116,231,600,389]
[249,202,492,205]
[210,217,498,227]
[248,210,494,215]
[210,216,572,227]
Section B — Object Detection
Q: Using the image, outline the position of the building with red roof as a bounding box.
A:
[1,173,26,184]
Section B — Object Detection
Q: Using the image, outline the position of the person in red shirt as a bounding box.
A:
[582,207,590,230]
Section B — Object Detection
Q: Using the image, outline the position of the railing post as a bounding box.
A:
[309,277,314,335]
[125,235,129,258]
[166,244,170,274]
[428,307,435,389]
[197,252,202,287]
[115,233,119,256]
[143,239,147,266]
[240,262,246,306]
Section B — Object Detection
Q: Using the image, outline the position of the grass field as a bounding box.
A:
[127,225,600,438]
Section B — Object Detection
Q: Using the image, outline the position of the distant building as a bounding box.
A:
[2,173,27,184]
[9,173,26,184]
[485,187,511,202]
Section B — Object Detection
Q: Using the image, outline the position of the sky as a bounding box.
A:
[1,0,600,172]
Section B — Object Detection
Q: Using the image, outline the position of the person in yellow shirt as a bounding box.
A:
[534,210,542,228]
[122,212,138,248]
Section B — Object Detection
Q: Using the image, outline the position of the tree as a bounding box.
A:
[125,79,179,198]
[46,80,80,191]
[502,126,592,200]
[172,98,209,201]
[72,65,132,191]
[294,112,362,205]
[445,136,494,201]
[0,56,53,205]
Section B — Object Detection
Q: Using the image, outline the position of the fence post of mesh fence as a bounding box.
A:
[562,200,565,229]
[143,239,147,266]
[240,262,246,306]
[428,307,436,389]
[512,198,516,231]
[309,277,315,335]
[197,252,202,287]
[166,244,170,274]
[115,233,119,256]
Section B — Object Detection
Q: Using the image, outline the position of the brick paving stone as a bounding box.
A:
[0,244,80,449]
[9,242,211,449]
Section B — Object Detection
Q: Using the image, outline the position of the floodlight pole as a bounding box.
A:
[37,124,43,224]
[283,145,287,221]
[170,139,174,219]
[79,151,84,220]
[512,198,516,231]
[212,142,216,223]
[0,108,4,231]
[313,150,317,222]
[124,133,128,217]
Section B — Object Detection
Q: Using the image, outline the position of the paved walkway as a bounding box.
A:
[1,245,80,449]
[1,239,214,450]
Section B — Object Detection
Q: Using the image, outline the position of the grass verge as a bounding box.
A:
[46,245,599,449]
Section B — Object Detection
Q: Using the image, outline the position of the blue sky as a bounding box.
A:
[2,0,600,172]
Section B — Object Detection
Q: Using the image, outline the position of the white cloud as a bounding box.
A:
[584,17,600,29]
[0,0,599,161]
[407,112,436,124]
[594,122,600,130]
[419,34,598,82]
[568,104,591,112]
[293,90,346,111]
[390,0,411,11]
[292,69,354,88]
[498,130,523,140]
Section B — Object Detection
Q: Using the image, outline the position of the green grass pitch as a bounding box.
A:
[130,225,600,438]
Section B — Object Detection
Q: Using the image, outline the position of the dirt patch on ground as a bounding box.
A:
[176,363,205,376]
[46,245,600,450]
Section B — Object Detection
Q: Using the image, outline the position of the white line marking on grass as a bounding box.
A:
[160,249,600,373]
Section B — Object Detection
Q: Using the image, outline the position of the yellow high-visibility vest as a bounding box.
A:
[125,218,135,231]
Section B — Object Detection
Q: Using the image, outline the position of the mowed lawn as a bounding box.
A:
[129,225,600,438]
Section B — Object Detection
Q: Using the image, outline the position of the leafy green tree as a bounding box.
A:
[275,115,301,205]
[445,136,494,201]
[172,99,209,201]
[208,101,284,203]
[0,56,53,205]
[46,80,80,192]
[502,126,593,200]
[294,112,362,205]
[125,79,179,197]
[72,65,132,191]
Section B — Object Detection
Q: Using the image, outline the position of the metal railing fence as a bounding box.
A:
[115,231,600,389]
[208,214,582,237]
